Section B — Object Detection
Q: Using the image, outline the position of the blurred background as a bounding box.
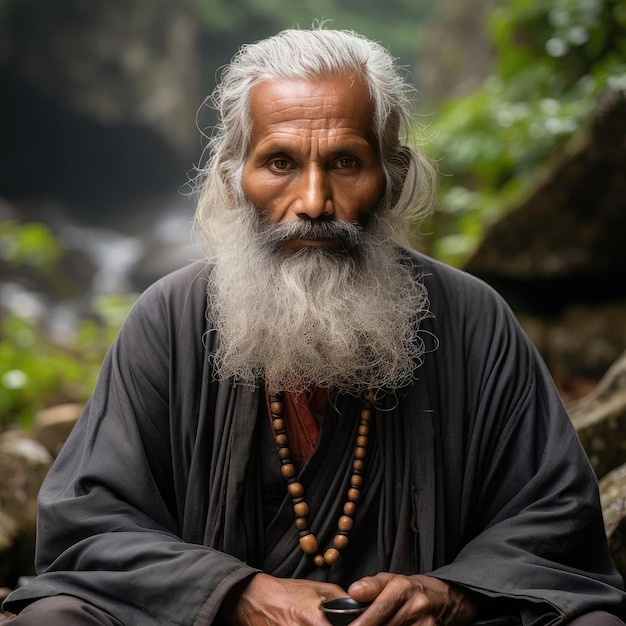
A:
[1,0,625,430]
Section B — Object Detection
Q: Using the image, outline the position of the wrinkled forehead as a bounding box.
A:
[246,74,377,144]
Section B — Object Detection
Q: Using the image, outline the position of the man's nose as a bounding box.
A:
[295,167,334,220]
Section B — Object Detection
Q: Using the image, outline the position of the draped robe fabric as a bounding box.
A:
[4,250,625,625]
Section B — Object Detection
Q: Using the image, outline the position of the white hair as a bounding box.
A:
[194,27,436,250]
[206,201,430,393]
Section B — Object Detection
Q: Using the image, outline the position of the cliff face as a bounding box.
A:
[0,0,206,211]
[0,1,213,298]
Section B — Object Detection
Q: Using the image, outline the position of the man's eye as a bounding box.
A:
[335,157,357,169]
[271,159,291,170]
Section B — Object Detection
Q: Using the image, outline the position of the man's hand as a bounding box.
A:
[347,573,478,626]
[220,572,348,625]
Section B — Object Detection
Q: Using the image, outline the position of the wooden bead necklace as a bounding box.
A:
[268,388,375,567]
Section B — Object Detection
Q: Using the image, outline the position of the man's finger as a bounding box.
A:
[348,573,397,602]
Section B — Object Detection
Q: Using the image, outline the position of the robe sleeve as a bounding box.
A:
[422,261,625,624]
[4,264,259,625]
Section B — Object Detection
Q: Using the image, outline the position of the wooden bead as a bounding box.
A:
[323,548,341,565]
[280,463,295,479]
[333,534,349,550]
[268,388,377,570]
[354,446,367,460]
[299,533,319,554]
[294,501,310,518]
[343,501,357,516]
[287,481,304,498]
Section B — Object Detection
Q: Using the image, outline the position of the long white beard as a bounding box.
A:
[205,203,430,393]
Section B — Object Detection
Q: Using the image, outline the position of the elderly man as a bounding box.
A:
[3,28,625,626]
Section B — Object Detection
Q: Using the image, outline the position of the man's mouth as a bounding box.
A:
[283,238,343,253]
[261,218,363,256]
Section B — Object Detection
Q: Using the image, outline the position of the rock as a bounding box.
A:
[463,90,626,392]
[0,512,18,585]
[415,0,496,106]
[0,407,80,588]
[0,512,18,555]
[600,463,626,582]
[570,351,626,478]
[3,0,203,159]
[0,1,204,216]
[34,403,83,458]
[465,90,626,293]
[0,433,52,588]
[518,302,626,402]
[0,585,15,623]
[570,351,626,578]
[0,434,53,467]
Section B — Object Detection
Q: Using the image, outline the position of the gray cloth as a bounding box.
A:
[4,596,624,625]
[5,595,124,625]
[4,251,625,625]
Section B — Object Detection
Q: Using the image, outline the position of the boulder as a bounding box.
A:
[570,351,626,479]
[34,403,83,459]
[576,351,626,580]
[518,303,626,404]
[0,432,52,588]
[0,512,18,586]
[0,404,83,589]
[601,463,626,581]
[465,90,626,292]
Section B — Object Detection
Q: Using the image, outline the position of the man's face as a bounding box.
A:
[240,74,386,255]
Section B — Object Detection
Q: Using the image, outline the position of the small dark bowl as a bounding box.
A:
[320,598,370,625]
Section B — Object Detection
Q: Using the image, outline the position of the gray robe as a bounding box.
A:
[4,250,625,625]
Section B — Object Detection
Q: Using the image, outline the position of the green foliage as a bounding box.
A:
[424,0,626,267]
[0,222,136,431]
[0,220,63,269]
[187,0,433,74]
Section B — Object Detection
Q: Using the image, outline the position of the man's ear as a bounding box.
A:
[216,164,242,209]
[387,145,412,208]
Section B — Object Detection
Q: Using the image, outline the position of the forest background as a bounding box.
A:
[1,0,625,430]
